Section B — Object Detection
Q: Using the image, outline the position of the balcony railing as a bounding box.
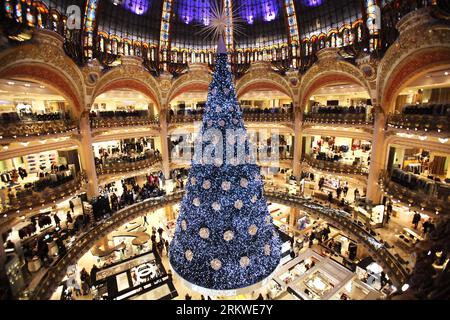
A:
[96,155,162,176]
[29,187,409,299]
[303,154,368,176]
[0,172,84,220]
[386,114,450,134]
[0,119,77,140]
[380,170,449,215]
[90,116,159,129]
[30,191,184,300]
[263,188,409,287]
[168,112,294,125]
[303,113,373,125]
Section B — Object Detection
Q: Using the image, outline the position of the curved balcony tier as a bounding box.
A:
[303,113,373,126]
[0,119,77,140]
[96,155,162,176]
[168,112,294,125]
[263,189,409,287]
[0,173,84,228]
[380,171,449,215]
[90,116,159,130]
[303,154,369,177]
[30,191,184,300]
[30,188,409,299]
[387,114,450,135]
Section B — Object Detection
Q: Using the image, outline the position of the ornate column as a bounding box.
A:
[79,110,99,199]
[159,107,171,179]
[165,205,174,221]
[366,106,386,204]
[292,105,303,178]
[289,208,298,228]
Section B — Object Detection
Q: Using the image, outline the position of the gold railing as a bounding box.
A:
[90,116,159,129]
[29,187,411,299]
[96,155,162,175]
[0,119,77,139]
[380,171,449,215]
[386,114,450,133]
[303,154,368,176]
[30,191,184,300]
[263,188,409,287]
[303,113,373,125]
[168,112,294,124]
[0,173,84,222]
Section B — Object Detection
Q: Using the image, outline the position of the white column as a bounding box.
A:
[366,107,386,204]
[79,111,99,199]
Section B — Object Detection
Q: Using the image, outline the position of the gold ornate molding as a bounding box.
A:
[0,30,85,114]
[92,56,162,109]
[377,7,450,110]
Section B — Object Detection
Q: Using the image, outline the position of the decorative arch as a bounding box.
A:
[299,60,372,110]
[381,49,450,111]
[0,63,83,114]
[236,69,294,101]
[93,78,160,109]
[377,7,450,111]
[92,63,162,110]
[237,81,293,100]
[166,69,212,105]
[167,81,210,104]
[0,31,85,114]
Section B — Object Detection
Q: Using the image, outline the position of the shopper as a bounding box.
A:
[412,212,421,229]
[53,213,61,227]
[327,191,333,204]
[385,211,391,225]
[336,186,342,199]
[343,182,349,197]
[66,211,73,224]
[354,188,360,202]
[185,293,192,300]
[386,201,393,216]
[318,177,324,191]
[422,219,430,234]
[143,215,149,226]
[69,200,75,213]
[158,226,164,238]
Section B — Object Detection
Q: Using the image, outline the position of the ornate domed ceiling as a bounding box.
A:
[2,0,443,76]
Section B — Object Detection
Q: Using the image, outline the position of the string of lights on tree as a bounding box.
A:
[169,35,281,292]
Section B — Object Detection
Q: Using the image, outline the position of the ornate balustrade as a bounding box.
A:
[0,119,77,140]
[31,191,184,300]
[303,154,368,176]
[0,173,84,223]
[168,112,294,124]
[243,112,294,123]
[168,114,203,124]
[263,188,409,287]
[380,171,449,215]
[303,113,373,125]
[90,116,159,129]
[386,114,450,134]
[96,155,162,176]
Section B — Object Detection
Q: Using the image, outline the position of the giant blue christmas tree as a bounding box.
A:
[169,36,281,293]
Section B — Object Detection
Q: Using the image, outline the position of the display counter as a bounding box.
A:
[395,227,423,248]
